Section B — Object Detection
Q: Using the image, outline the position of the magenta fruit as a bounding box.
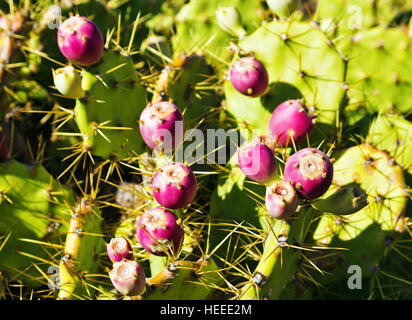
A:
[268,99,316,147]
[229,56,269,97]
[265,181,298,219]
[139,101,184,152]
[136,208,184,256]
[284,148,333,200]
[238,137,277,185]
[152,162,197,209]
[107,236,133,263]
[109,259,146,296]
[57,16,104,66]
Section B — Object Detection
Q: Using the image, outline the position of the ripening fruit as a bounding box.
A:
[52,66,85,99]
[284,148,333,200]
[57,16,104,66]
[238,137,277,185]
[265,181,298,219]
[139,101,184,152]
[107,236,133,263]
[109,259,146,296]
[136,208,184,256]
[152,162,197,209]
[268,99,316,147]
[229,56,269,97]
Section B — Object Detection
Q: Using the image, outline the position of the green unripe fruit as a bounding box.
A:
[266,0,300,18]
[215,6,246,38]
[52,66,85,99]
[311,183,368,215]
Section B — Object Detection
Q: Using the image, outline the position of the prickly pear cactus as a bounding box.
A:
[0,0,411,302]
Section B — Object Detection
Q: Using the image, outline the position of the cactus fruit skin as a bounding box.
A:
[107,237,133,263]
[136,208,184,256]
[139,101,184,152]
[265,181,298,219]
[268,99,316,147]
[284,148,333,200]
[229,57,269,97]
[57,16,104,66]
[238,137,277,185]
[109,259,146,296]
[52,66,85,99]
[152,162,197,209]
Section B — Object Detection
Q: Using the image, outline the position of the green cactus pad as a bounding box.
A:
[154,54,221,125]
[173,0,264,63]
[74,50,147,159]
[367,114,412,176]
[224,20,346,142]
[0,160,73,286]
[339,27,412,115]
[311,144,408,281]
[146,258,222,300]
[58,198,105,300]
[240,206,315,300]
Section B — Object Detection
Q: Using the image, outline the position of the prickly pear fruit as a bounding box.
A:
[107,236,133,263]
[311,183,368,215]
[57,16,104,66]
[265,181,297,219]
[152,162,197,209]
[268,99,316,147]
[215,6,246,38]
[52,66,85,99]
[109,259,146,296]
[266,0,301,18]
[139,101,184,152]
[284,148,333,200]
[238,137,277,185]
[136,208,184,256]
[229,56,269,97]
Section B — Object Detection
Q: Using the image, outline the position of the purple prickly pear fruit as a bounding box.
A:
[266,181,298,219]
[107,236,133,263]
[152,162,197,209]
[136,208,184,256]
[109,259,146,296]
[284,148,333,200]
[57,16,104,66]
[229,56,269,97]
[139,101,184,152]
[238,137,277,185]
[268,99,316,147]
